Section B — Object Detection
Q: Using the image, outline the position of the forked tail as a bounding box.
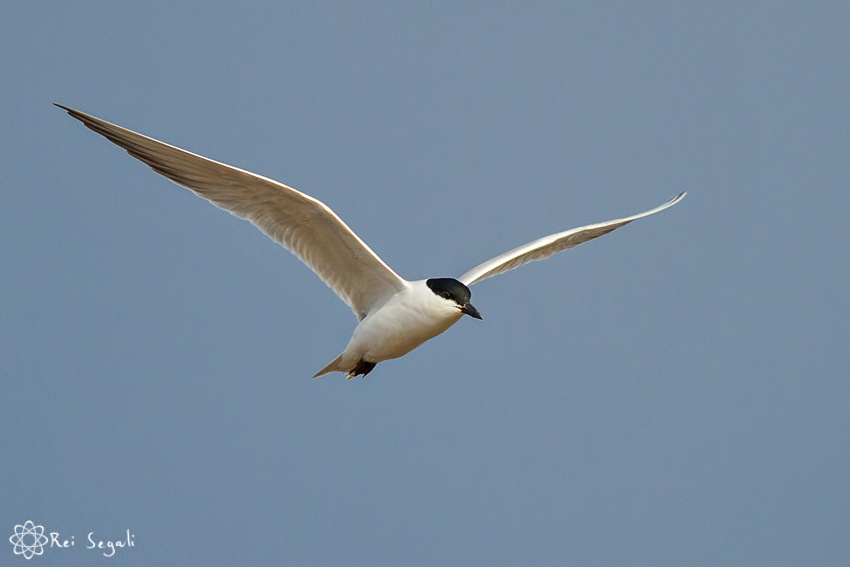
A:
[313,353,344,378]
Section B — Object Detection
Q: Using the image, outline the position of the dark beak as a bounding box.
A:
[461,303,483,320]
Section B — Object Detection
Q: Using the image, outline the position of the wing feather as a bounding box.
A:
[56,104,406,319]
[459,192,686,286]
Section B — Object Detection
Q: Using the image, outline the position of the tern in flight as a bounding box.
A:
[56,104,685,379]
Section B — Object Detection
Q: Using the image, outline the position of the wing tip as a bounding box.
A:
[653,191,686,214]
[54,103,89,124]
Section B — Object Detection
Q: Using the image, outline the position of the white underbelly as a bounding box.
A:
[345,298,463,363]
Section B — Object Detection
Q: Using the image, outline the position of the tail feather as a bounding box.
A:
[313,353,345,378]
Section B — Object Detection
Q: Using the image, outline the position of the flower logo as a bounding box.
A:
[9,521,48,560]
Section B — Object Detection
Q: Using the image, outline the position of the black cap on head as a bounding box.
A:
[426,278,470,304]
[426,278,482,319]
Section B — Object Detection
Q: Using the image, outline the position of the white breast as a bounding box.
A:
[340,280,464,365]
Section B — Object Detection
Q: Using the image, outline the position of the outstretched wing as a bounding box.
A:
[459,192,686,286]
[56,104,406,320]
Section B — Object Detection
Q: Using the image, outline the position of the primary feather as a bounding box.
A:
[459,192,686,286]
[55,104,405,320]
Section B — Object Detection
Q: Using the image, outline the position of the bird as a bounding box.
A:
[56,104,686,379]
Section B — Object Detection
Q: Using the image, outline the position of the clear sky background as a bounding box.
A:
[2,2,848,565]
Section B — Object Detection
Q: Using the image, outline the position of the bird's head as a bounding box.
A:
[425,278,482,320]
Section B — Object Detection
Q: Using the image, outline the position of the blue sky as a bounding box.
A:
[2,2,848,565]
